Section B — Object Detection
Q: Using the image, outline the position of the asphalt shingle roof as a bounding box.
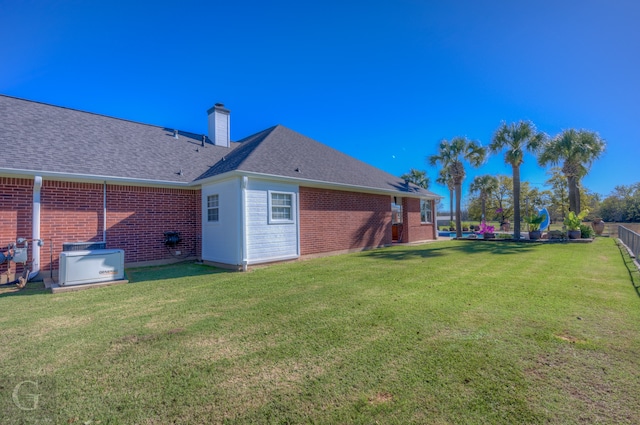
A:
[0,95,437,197]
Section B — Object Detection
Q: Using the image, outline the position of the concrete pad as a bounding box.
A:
[44,277,129,294]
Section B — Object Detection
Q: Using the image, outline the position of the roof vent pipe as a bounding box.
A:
[174,130,179,139]
[207,103,230,148]
[201,135,206,147]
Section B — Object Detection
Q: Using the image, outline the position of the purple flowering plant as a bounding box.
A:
[478,221,495,234]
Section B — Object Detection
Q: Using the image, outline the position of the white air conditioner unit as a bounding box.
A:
[59,249,125,286]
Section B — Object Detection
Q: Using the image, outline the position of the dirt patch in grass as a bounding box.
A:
[554,332,587,344]
[526,347,637,423]
[368,392,393,405]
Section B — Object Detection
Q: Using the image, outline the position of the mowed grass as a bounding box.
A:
[1,238,640,424]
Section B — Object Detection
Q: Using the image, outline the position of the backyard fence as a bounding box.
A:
[619,226,640,259]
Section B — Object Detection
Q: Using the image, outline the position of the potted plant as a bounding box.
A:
[478,221,495,239]
[524,212,546,240]
[449,221,456,231]
[564,210,588,239]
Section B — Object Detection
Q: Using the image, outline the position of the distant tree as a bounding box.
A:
[400,168,430,189]
[545,167,569,223]
[490,121,546,239]
[491,175,514,224]
[435,169,455,225]
[429,137,486,238]
[538,129,606,215]
[469,175,499,221]
[599,183,640,222]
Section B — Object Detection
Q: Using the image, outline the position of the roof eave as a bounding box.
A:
[0,168,196,188]
[204,170,441,198]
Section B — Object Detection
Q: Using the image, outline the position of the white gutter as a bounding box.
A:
[197,170,443,199]
[0,167,195,188]
[29,176,42,280]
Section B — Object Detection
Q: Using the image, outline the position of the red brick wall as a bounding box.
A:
[0,178,33,279]
[401,197,436,242]
[299,187,392,255]
[0,178,201,276]
[106,185,200,265]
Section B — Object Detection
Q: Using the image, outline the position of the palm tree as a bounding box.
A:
[490,121,545,239]
[400,168,430,189]
[429,137,486,238]
[470,175,499,221]
[435,169,455,225]
[538,129,606,215]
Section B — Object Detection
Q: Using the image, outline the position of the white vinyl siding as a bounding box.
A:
[246,181,299,263]
[201,179,241,265]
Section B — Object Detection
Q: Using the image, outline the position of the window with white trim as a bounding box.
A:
[420,199,432,223]
[269,191,294,223]
[207,194,219,222]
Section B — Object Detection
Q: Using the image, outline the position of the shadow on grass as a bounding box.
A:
[363,240,538,261]
[126,261,231,284]
[0,280,49,298]
[615,239,640,299]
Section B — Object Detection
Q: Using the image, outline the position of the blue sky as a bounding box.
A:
[2,0,638,206]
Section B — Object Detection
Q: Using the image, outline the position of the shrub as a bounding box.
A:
[580,224,594,239]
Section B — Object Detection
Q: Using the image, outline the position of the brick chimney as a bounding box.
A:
[207,103,230,148]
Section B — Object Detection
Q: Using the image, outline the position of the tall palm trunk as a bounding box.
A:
[449,189,454,223]
[481,195,486,221]
[448,182,455,224]
[563,161,580,214]
[512,164,521,239]
[567,175,577,213]
[455,182,462,238]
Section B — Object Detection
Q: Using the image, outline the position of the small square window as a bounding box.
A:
[269,192,294,223]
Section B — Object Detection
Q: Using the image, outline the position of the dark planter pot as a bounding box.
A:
[483,233,495,239]
[529,230,542,240]
[568,230,581,239]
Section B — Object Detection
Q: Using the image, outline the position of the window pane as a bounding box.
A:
[420,199,432,223]
[207,194,219,222]
[272,206,291,220]
[272,193,291,206]
[270,193,293,222]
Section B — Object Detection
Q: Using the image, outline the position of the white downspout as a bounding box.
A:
[103,181,107,242]
[433,198,438,240]
[241,176,248,271]
[29,176,43,280]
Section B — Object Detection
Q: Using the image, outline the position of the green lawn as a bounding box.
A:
[1,238,640,424]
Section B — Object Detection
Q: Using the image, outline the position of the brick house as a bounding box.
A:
[0,95,438,277]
